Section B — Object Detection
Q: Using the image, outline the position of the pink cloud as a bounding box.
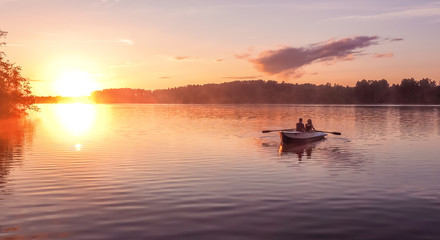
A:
[234,53,252,59]
[248,36,380,77]
[373,52,394,58]
[172,56,201,62]
[174,56,191,60]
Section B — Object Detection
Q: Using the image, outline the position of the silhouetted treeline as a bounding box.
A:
[34,96,91,103]
[90,78,440,104]
[92,88,155,103]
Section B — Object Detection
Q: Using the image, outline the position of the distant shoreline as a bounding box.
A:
[35,79,440,105]
[34,102,440,107]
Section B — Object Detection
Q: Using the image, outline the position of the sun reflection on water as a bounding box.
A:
[43,103,112,152]
[75,143,82,151]
[54,103,96,136]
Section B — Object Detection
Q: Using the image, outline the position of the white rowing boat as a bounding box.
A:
[279,130,327,144]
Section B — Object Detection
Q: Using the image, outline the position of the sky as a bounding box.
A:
[1,0,440,96]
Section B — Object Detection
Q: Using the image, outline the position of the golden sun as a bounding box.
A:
[55,70,99,97]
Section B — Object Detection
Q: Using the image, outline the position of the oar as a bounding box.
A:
[317,130,341,135]
[262,128,295,133]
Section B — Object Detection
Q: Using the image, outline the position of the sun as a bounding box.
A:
[55,70,100,97]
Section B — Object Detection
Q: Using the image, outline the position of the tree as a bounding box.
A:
[419,78,437,103]
[398,78,419,103]
[0,30,36,118]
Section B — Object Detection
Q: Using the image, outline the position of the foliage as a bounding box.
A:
[0,30,36,118]
[354,79,389,103]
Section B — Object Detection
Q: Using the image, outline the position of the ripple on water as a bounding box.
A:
[1,104,440,239]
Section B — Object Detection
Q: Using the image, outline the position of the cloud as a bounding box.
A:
[173,56,199,61]
[390,38,404,42]
[71,39,133,45]
[174,56,191,60]
[383,37,404,42]
[235,53,252,59]
[222,76,262,80]
[119,39,133,45]
[247,36,379,77]
[166,55,222,62]
[159,76,171,79]
[234,47,256,60]
[328,4,440,21]
[373,52,394,58]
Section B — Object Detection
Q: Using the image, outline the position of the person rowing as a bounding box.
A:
[305,119,316,132]
[296,118,305,132]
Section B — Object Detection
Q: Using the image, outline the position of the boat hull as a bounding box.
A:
[279,131,327,144]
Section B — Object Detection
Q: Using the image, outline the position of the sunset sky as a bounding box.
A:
[2,0,440,96]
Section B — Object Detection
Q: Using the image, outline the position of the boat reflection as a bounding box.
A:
[278,140,325,159]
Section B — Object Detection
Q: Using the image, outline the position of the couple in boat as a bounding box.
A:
[296,118,315,132]
[280,118,326,144]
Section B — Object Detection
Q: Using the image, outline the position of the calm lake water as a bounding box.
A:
[1,104,440,239]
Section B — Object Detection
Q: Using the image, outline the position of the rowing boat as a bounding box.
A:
[279,130,327,144]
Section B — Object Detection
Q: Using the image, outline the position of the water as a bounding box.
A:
[1,104,440,239]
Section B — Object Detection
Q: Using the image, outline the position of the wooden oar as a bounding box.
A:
[317,130,341,135]
[262,128,295,133]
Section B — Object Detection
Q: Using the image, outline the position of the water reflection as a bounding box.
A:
[54,103,96,136]
[0,118,34,194]
[0,226,71,240]
[397,106,439,140]
[40,103,111,151]
[278,140,322,159]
